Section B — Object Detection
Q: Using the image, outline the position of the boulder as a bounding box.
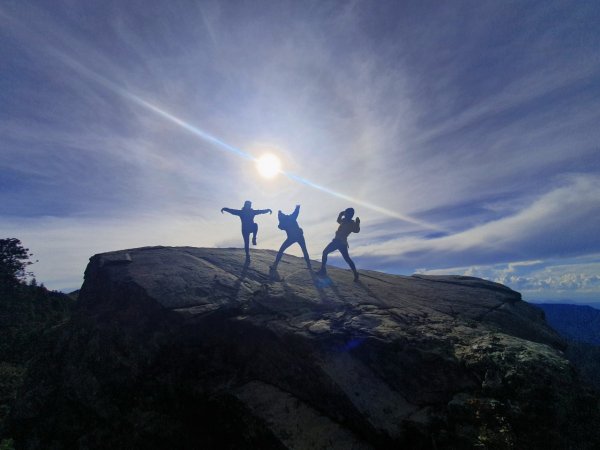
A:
[7,247,600,449]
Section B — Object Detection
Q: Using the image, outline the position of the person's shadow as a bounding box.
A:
[231,258,251,303]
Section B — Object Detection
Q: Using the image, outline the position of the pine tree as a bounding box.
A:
[0,238,36,287]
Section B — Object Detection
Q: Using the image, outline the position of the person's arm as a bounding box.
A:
[291,205,300,220]
[354,217,361,233]
[221,207,241,216]
[337,211,345,224]
[254,208,273,215]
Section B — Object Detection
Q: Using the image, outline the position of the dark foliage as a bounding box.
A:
[0,239,35,287]
[565,341,600,392]
[0,271,74,441]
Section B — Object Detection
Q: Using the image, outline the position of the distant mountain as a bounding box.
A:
[534,303,600,392]
[536,304,600,345]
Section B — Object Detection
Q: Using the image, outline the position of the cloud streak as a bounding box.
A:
[353,174,600,274]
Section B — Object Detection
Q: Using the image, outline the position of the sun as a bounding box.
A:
[256,153,282,179]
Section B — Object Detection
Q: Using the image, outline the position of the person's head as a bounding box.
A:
[243,200,252,209]
[344,207,355,219]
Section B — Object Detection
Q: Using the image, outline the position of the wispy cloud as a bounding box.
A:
[1,1,599,300]
[353,174,600,270]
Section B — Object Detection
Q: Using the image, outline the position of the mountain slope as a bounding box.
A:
[536,303,600,345]
[6,247,600,449]
[535,303,600,392]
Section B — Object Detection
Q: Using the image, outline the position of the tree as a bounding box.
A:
[0,239,35,286]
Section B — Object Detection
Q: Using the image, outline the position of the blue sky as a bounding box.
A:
[1,0,599,302]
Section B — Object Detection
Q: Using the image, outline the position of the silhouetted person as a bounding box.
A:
[270,205,311,274]
[221,200,272,260]
[317,208,360,281]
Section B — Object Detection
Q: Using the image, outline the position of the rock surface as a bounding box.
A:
[7,247,600,449]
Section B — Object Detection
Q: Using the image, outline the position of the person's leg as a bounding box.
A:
[339,245,359,281]
[243,232,250,259]
[272,237,294,271]
[317,241,338,274]
[251,223,258,246]
[298,235,311,270]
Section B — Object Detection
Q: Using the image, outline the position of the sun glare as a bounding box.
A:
[256,153,282,179]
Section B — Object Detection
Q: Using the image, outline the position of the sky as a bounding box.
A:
[1,0,599,303]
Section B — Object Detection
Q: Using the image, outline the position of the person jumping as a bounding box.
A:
[316,208,360,281]
[221,200,272,260]
[270,204,311,274]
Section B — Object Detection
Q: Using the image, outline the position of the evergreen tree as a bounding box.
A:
[0,239,35,287]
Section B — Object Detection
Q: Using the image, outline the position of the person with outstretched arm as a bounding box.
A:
[270,204,311,274]
[221,200,272,260]
[316,208,360,281]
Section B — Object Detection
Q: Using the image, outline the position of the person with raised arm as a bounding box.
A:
[316,207,360,281]
[221,200,272,260]
[270,204,311,276]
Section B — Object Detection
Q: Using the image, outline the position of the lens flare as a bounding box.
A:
[55,51,442,231]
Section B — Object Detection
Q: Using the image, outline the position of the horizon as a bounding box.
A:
[2,1,599,303]
[41,245,600,309]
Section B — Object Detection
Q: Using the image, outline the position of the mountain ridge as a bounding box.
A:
[6,246,600,449]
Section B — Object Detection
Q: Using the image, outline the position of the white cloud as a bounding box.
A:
[416,256,600,302]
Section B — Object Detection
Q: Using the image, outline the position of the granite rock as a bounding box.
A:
[7,247,600,449]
